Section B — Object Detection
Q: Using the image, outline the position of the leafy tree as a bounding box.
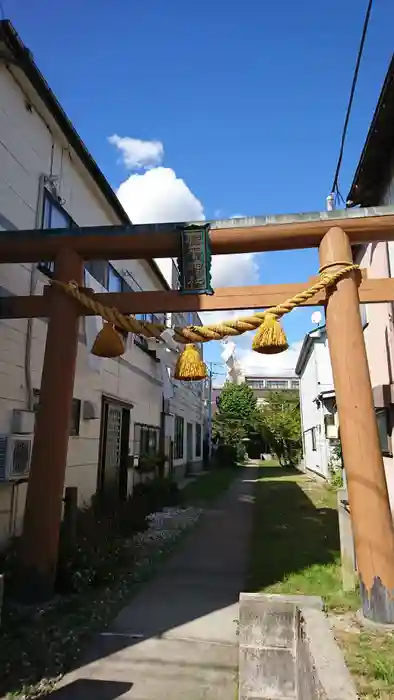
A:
[212,382,258,463]
[257,390,302,467]
[216,381,257,420]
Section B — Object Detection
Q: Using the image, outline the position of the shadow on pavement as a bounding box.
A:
[47,679,132,699]
[2,467,340,698]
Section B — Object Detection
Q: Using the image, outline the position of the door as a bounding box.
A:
[98,400,131,505]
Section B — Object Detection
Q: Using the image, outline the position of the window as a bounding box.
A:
[70,399,81,436]
[266,380,288,389]
[324,413,336,439]
[360,304,368,329]
[38,191,74,276]
[134,313,149,350]
[311,427,317,451]
[195,423,202,458]
[134,423,160,457]
[291,380,300,389]
[376,409,392,456]
[38,191,151,356]
[85,260,109,289]
[33,389,80,436]
[108,265,123,292]
[174,416,184,460]
[39,194,126,296]
[248,380,265,390]
[85,260,127,294]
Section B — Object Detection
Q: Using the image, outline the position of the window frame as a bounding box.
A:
[174,416,184,460]
[70,399,81,437]
[324,413,337,440]
[311,427,317,451]
[359,304,368,330]
[38,191,75,276]
[266,380,288,390]
[375,408,392,457]
[195,423,202,458]
[133,422,160,458]
[38,193,156,358]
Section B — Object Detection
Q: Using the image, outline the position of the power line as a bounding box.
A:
[330,0,373,198]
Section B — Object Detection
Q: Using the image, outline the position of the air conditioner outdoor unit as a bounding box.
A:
[0,434,33,482]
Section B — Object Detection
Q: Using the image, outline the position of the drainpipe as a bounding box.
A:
[24,173,48,410]
[207,368,213,462]
[385,241,394,385]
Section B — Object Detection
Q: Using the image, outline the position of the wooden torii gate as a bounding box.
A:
[2,208,394,623]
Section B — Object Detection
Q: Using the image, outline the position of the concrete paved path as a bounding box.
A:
[52,470,254,699]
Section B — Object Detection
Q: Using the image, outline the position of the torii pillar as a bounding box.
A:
[320,226,394,624]
[18,248,83,601]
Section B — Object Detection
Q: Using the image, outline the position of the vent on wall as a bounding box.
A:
[0,435,33,481]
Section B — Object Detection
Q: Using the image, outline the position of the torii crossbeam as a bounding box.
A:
[2,206,394,624]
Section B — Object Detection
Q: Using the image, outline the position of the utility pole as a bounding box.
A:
[204,362,226,463]
[207,366,213,461]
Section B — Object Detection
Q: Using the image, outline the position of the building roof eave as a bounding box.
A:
[347,54,394,207]
[295,325,326,376]
[0,20,169,291]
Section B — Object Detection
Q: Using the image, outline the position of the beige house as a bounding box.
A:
[0,21,203,545]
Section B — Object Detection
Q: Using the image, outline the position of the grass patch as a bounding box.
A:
[181,465,239,506]
[335,628,394,699]
[247,463,358,610]
[247,463,394,698]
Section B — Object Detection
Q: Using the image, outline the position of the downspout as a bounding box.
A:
[385,242,394,384]
[24,170,50,410]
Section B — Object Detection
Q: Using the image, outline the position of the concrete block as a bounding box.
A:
[238,593,358,699]
[337,489,356,591]
[239,647,296,699]
[296,619,324,700]
[240,592,323,610]
[239,597,296,648]
[299,608,359,700]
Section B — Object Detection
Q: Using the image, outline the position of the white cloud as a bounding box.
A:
[211,252,259,288]
[115,166,205,224]
[110,136,261,295]
[236,340,303,377]
[199,307,257,330]
[199,239,260,326]
[109,134,164,170]
[112,162,204,287]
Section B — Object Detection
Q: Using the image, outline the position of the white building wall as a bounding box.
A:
[298,333,334,480]
[0,64,203,544]
[168,309,204,478]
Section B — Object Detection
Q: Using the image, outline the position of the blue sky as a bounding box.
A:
[6,0,394,380]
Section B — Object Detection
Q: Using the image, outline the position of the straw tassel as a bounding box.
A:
[91,322,126,358]
[252,313,289,355]
[173,344,207,381]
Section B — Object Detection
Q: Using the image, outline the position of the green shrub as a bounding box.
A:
[1,477,181,597]
[215,443,245,466]
[329,467,343,490]
[56,496,148,593]
[133,477,180,513]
